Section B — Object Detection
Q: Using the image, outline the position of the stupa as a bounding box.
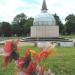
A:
[23,0,73,47]
[31,0,59,38]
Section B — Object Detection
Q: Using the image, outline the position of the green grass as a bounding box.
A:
[61,34,75,38]
[0,46,75,75]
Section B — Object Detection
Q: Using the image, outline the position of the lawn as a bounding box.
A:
[0,46,75,75]
[61,34,75,38]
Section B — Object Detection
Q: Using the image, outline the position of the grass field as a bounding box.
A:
[0,46,75,75]
[61,34,75,38]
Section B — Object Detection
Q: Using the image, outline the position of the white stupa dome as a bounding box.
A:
[33,11,56,26]
[33,0,56,26]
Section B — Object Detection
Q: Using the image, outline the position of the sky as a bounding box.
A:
[0,0,75,23]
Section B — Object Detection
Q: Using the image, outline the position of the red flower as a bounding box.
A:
[4,39,20,55]
[25,61,32,75]
[31,61,37,71]
[36,50,49,61]
[4,40,13,53]
[36,55,41,62]
[40,50,48,58]
[17,57,25,69]
[24,48,31,59]
[25,61,37,75]
[36,48,54,61]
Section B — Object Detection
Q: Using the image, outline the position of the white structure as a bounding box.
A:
[59,42,74,47]
[31,0,59,38]
[37,41,57,48]
[37,41,51,48]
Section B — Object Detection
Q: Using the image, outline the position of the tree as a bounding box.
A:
[13,13,27,24]
[65,14,75,34]
[24,17,34,36]
[12,13,27,36]
[54,14,64,34]
[0,22,2,36]
[1,22,12,36]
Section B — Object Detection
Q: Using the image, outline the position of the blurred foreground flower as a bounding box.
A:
[36,48,54,62]
[17,48,31,70]
[3,39,20,66]
[25,61,37,75]
[17,57,25,69]
[4,40,13,54]
[30,50,38,59]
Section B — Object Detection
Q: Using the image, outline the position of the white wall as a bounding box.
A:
[31,26,59,37]
[59,42,74,46]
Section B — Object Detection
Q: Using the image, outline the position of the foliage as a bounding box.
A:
[12,13,27,36]
[54,14,64,34]
[0,22,12,37]
[24,17,34,36]
[0,22,2,36]
[61,34,75,38]
[1,13,75,36]
[64,14,75,35]
[12,13,27,25]
[3,39,20,66]
[12,13,34,36]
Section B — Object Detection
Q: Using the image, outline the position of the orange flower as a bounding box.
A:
[48,49,55,56]
[30,50,38,58]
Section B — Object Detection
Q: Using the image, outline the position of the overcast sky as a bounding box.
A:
[0,0,75,23]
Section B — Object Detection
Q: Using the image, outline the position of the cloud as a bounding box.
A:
[0,0,75,23]
[0,0,40,22]
[46,0,75,23]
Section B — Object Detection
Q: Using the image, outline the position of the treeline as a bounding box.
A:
[0,13,34,37]
[0,13,75,37]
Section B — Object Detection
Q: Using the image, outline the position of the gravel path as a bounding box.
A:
[18,42,35,47]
